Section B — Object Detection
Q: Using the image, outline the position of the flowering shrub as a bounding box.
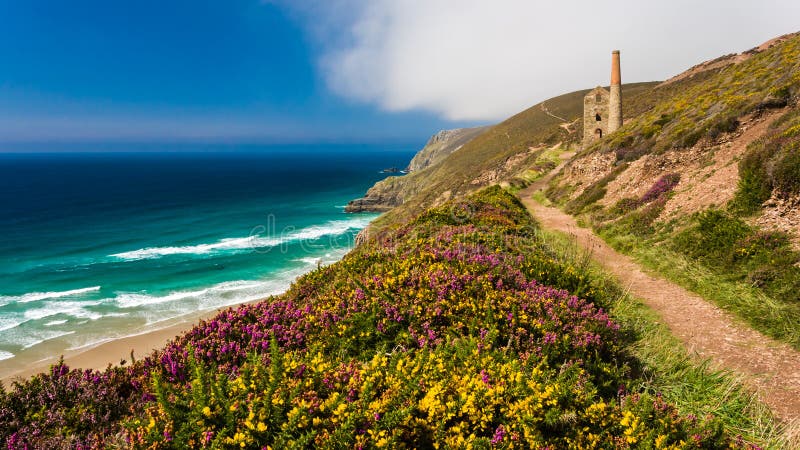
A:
[734,230,791,259]
[0,359,145,448]
[599,173,679,234]
[641,173,680,204]
[129,339,733,449]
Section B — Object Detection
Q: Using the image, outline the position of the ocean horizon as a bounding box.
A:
[0,144,415,377]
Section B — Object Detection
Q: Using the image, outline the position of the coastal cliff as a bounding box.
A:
[344,126,489,213]
[406,126,490,172]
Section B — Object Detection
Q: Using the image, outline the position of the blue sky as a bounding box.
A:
[0,0,459,145]
[1,0,799,147]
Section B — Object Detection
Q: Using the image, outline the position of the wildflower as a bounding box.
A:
[491,425,506,445]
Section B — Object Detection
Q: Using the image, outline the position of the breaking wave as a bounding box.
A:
[110,217,372,261]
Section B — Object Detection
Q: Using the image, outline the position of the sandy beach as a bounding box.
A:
[1,306,230,385]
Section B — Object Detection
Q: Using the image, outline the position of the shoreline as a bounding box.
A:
[1,300,261,385]
[1,235,365,386]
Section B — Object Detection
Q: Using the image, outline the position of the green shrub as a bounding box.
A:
[615,146,650,162]
[673,210,750,263]
[676,127,707,149]
[731,106,800,216]
[773,146,800,196]
[757,85,792,110]
[730,141,774,215]
[597,197,641,221]
[706,115,740,141]
[672,209,800,303]
[613,198,667,237]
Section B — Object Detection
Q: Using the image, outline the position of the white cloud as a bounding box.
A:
[277,0,800,122]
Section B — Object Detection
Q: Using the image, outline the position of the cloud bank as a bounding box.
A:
[277,0,800,122]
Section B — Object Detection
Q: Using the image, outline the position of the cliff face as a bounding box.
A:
[345,126,489,213]
[406,126,491,172]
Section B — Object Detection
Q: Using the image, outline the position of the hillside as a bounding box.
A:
[347,82,658,224]
[547,33,800,348]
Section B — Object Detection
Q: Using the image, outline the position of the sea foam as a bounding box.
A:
[109,216,373,261]
[23,300,104,321]
[0,286,101,306]
[0,316,23,333]
[115,276,296,310]
[14,329,76,350]
[113,251,348,314]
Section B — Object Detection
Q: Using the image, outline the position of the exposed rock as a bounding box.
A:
[560,152,617,200]
[344,173,409,213]
[344,181,404,213]
[756,194,800,250]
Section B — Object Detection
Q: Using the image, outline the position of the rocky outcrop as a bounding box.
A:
[344,174,409,213]
[344,185,403,213]
[345,126,488,213]
[757,194,800,250]
[406,126,490,172]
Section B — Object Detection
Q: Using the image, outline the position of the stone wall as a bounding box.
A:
[583,87,610,143]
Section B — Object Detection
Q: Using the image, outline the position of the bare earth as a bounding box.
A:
[519,153,800,425]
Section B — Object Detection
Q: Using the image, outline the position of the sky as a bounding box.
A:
[1,0,799,147]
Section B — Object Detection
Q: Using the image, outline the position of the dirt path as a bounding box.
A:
[518,153,800,425]
[540,103,575,134]
[540,102,569,123]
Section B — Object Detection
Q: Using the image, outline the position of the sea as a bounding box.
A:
[0,145,414,376]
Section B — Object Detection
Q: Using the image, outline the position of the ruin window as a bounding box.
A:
[595,113,601,121]
[595,93,602,103]
[595,128,603,139]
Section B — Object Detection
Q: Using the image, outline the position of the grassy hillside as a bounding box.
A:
[364,82,658,232]
[1,187,780,448]
[546,33,800,348]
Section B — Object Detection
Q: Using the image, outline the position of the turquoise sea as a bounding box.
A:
[0,145,414,375]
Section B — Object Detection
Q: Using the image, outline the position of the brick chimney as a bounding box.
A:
[608,50,622,133]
